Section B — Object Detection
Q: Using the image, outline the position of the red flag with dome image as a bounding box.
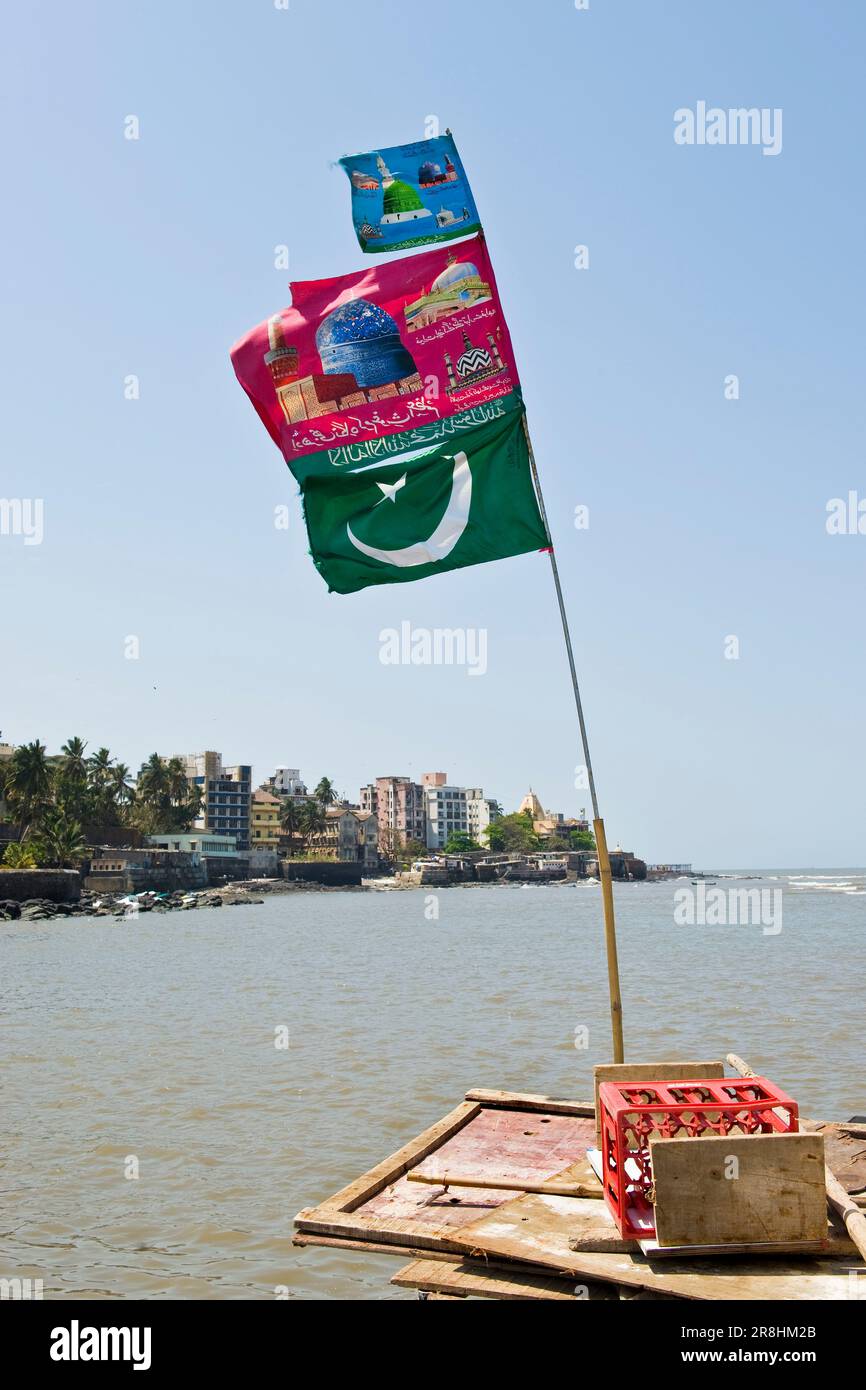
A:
[230,235,521,477]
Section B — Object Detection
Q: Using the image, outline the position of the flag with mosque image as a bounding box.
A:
[229,234,547,594]
[339,132,481,254]
[230,235,520,471]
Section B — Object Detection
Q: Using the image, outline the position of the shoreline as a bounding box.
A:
[1,870,722,924]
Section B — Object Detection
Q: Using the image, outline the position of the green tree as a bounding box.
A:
[57,736,92,823]
[312,777,337,811]
[402,837,427,861]
[32,807,86,868]
[443,831,481,854]
[278,797,304,856]
[484,811,540,854]
[298,799,327,853]
[569,828,596,851]
[109,762,135,810]
[2,841,38,868]
[129,754,202,834]
[5,740,52,835]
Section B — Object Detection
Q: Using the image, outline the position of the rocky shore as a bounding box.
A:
[0,876,371,922]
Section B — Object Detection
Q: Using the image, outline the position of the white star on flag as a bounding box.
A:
[375,474,407,504]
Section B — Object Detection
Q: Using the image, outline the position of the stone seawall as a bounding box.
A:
[0,869,81,903]
[281,861,364,887]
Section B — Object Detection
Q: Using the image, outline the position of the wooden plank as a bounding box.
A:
[639,1237,826,1259]
[593,1060,725,1142]
[391,1257,613,1301]
[449,1190,858,1299]
[727,1051,866,1265]
[651,1132,826,1249]
[407,1169,601,1198]
[465,1088,594,1116]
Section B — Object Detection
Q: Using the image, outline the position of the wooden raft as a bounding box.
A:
[294,1086,866,1300]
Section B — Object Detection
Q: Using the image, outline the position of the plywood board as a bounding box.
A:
[593,1060,725,1142]
[392,1257,615,1301]
[651,1132,826,1248]
[449,1190,858,1300]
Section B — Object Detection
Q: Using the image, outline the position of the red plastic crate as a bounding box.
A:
[598,1075,799,1239]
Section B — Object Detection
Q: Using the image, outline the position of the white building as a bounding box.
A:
[423,775,494,850]
[269,767,308,797]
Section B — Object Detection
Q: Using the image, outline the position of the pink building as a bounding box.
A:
[360,776,426,852]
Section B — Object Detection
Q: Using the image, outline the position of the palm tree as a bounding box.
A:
[57,735,91,823]
[110,763,134,808]
[313,777,337,811]
[32,807,86,868]
[136,753,169,803]
[279,797,303,856]
[5,740,51,835]
[299,800,327,855]
[60,736,88,779]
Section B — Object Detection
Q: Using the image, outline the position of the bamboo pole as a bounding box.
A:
[726,1051,866,1265]
[522,415,624,1062]
[407,1171,601,1199]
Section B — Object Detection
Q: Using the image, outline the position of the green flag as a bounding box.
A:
[300,396,548,594]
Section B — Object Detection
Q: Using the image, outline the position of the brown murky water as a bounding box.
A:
[2,874,863,1299]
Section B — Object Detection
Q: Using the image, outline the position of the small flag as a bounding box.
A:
[300,393,547,594]
[339,133,481,254]
[231,235,519,474]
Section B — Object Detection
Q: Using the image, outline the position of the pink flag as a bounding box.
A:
[230,235,520,472]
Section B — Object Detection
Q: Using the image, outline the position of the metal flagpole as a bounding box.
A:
[522,415,625,1062]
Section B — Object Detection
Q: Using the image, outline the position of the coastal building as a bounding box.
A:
[177,752,252,852]
[360,776,426,853]
[266,767,308,799]
[145,832,237,856]
[250,789,281,851]
[422,773,493,849]
[518,789,590,842]
[306,806,379,866]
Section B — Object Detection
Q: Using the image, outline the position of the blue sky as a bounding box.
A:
[2,0,863,867]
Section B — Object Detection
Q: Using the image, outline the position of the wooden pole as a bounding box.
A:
[726,1051,866,1265]
[522,416,624,1062]
[407,1171,601,1199]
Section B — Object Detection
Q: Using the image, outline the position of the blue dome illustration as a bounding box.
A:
[316,297,417,388]
[431,260,480,292]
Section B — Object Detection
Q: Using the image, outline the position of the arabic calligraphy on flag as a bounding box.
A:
[230,235,520,473]
[339,133,481,254]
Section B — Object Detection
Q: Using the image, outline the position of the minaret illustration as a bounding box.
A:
[375,154,395,189]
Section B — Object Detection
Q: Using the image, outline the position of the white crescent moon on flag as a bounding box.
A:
[346,452,472,568]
